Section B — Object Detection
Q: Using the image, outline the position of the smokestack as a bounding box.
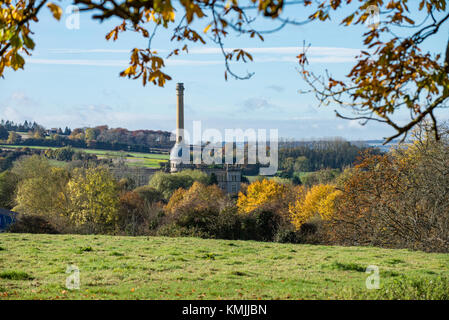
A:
[176,83,184,143]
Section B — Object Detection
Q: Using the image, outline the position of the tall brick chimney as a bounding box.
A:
[176,83,184,143]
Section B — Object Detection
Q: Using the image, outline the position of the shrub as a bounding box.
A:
[274,221,325,244]
[8,214,59,234]
[156,224,210,238]
[133,185,164,204]
[213,206,243,240]
[240,209,282,242]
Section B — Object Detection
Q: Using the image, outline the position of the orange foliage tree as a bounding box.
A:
[331,127,449,252]
[165,181,225,215]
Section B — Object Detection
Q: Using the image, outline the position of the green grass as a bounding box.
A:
[0,233,449,300]
[0,271,34,281]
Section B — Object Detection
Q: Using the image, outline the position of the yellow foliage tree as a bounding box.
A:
[66,167,119,230]
[237,179,288,214]
[289,184,342,230]
[165,181,224,215]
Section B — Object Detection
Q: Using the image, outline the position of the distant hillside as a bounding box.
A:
[0,120,174,153]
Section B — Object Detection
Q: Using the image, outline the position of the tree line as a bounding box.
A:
[0,120,174,152]
[278,139,381,174]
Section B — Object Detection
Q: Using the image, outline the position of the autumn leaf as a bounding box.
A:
[47,3,63,21]
[203,24,211,33]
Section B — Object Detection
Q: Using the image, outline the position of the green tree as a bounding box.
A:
[133,185,163,204]
[207,172,218,185]
[12,154,52,181]
[0,170,18,209]
[13,164,69,217]
[149,169,208,199]
[85,128,99,142]
[294,156,310,172]
[0,125,8,140]
[301,169,340,187]
[55,146,75,161]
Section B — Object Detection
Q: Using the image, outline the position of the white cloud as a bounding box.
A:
[243,97,278,111]
[27,59,128,66]
[348,120,365,129]
[35,46,364,67]
[26,58,224,67]
[48,49,133,54]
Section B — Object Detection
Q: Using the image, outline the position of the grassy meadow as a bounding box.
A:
[1,233,449,300]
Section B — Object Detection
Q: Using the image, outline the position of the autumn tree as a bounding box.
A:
[298,0,449,142]
[133,185,164,204]
[6,131,21,144]
[117,190,146,235]
[331,124,449,252]
[162,181,229,237]
[237,179,285,213]
[288,183,341,230]
[165,180,225,215]
[66,166,119,232]
[237,178,300,218]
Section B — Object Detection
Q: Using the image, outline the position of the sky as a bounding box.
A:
[0,1,447,141]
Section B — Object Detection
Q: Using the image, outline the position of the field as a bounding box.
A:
[0,145,169,168]
[1,233,448,300]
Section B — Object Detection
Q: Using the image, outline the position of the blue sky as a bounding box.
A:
[0,1,447,140]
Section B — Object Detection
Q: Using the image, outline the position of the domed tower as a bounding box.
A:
[170,83,186,172]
